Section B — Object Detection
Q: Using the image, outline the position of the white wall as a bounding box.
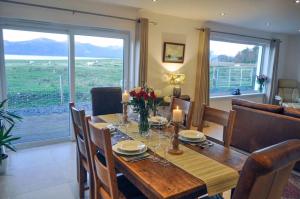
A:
[283,35,300,84]
[139,10,202,99]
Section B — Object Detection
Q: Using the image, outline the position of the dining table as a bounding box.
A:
[92,113,247,199]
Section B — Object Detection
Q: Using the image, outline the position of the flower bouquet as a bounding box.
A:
[256,74,268,92]
[129,86,157,135]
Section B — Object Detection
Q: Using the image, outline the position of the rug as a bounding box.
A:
[282,172,300,199]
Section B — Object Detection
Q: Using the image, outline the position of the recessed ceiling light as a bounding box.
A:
[152,0,157,2]
[295,0,300,3]
[220,12,225,16]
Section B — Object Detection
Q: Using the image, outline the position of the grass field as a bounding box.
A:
[6,58,123,109]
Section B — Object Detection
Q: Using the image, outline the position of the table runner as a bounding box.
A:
[98,114,239,196]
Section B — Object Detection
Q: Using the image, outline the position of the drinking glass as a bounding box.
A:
[147,131,160,162]
[159,134,170,167]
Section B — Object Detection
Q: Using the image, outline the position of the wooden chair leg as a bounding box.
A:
[89,172,94,199]
[79,162,87,199]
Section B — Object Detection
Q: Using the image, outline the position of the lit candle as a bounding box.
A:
[173,106,183,123]
[122,90,130,103]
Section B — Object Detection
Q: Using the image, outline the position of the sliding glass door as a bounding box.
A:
[3,29,70,144]
[0,21,129,146]
[74,34,124,113]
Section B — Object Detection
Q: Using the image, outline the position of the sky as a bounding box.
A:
[210,40,255,56]
[3,29,123,47]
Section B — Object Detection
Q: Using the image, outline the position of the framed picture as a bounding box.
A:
[163,42,185,63]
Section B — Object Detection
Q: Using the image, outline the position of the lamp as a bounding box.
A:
[168,73,185,97]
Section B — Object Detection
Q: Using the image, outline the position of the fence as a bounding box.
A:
[210,64,257,95]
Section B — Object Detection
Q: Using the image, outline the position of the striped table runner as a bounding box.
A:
[98,114,239,196]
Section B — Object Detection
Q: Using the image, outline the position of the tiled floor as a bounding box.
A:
[0,142,82,199]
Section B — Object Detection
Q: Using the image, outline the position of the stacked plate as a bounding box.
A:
[113,140,147,156]
[179,130,206,143]
[149,116,168,127]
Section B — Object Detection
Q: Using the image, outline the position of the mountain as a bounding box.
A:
[4,38,123,58]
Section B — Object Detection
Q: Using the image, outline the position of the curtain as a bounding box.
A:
[267,39,280,104]
[135,18,149,86]
[192,28,210,126]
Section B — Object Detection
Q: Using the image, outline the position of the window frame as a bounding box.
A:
[209,33,268,97]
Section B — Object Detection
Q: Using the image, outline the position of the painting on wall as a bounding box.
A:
[163,42,185,63]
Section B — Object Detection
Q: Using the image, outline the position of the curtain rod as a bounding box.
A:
[196,28,281,42]
[0,0,157,25]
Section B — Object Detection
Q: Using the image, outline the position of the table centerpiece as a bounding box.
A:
[129,86,157,136]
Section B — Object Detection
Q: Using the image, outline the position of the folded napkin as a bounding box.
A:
[120,152,150,162]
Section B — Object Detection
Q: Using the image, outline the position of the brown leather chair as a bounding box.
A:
[69,102,94,199]
[197,104,236,147]
[90,87,123,116]
[232,139,300,199]
[170,97,194,129]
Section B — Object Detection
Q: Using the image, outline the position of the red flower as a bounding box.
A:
[150,91,156,100]
[129,90,136,97]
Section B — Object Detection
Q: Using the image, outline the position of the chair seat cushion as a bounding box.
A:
[117,175,146,199]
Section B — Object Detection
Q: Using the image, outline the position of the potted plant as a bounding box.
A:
[0,99,21,174]
[256,74,268,92]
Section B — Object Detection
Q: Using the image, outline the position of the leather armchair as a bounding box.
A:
[232,139,300,199]
[276,79,300,109]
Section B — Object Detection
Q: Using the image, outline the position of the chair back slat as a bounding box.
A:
[70,102,89,159]
[170,98,193,129]
[198,104,236,147]
[202,106,230,126]
[87,119,119,199]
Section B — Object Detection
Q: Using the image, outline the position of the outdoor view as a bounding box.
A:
[210,40,263,96]
[3,29,123,144]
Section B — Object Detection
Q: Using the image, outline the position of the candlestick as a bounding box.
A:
[122,102,128,124]
[122,90,130,103]
[168,122,183,155]
[172,106,183,123]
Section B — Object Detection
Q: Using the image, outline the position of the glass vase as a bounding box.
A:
[139,111,150,137]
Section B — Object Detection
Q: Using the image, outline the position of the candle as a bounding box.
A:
[122,90,130,103]
[173,106,183,123]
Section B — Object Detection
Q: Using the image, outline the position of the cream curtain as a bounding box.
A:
[135,18,149,86]
[192,28,210,126]
[267,39,280,104]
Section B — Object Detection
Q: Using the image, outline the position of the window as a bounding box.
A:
[0,20,130,146]
[3,29,70,144]
[210,39,264,97]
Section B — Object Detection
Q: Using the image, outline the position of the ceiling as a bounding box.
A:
[88,0,300,35]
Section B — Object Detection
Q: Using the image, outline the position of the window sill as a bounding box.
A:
[210,93,265,100]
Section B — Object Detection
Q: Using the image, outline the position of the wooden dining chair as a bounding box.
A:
[69,102,94,199]
[197,104,236,148]
[170,97,194,129]
[232,139,300,199]
[86,118,146,199]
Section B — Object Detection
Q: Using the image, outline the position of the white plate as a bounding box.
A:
[179,130,205,140]
[113,144,148,156]
[116,140,146,153]
[179,136,206,143]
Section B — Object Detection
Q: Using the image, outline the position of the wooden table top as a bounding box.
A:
[92,116,247,199]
